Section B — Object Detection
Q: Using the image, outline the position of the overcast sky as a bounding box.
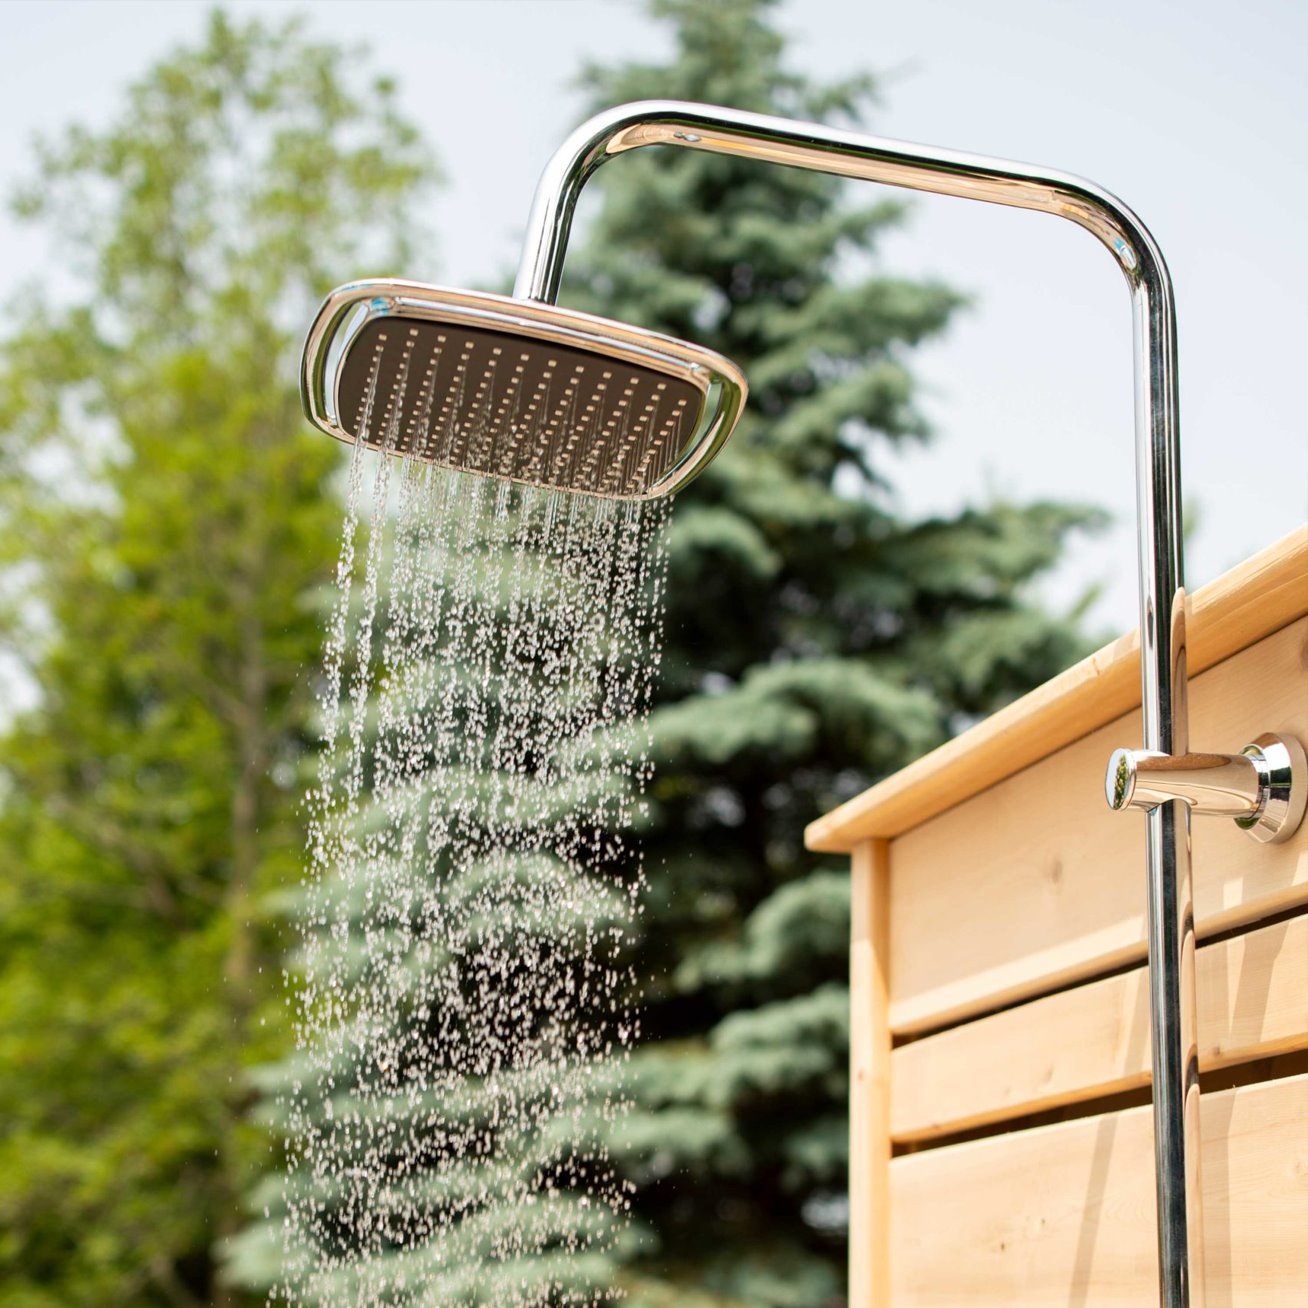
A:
[1,0,1304,636]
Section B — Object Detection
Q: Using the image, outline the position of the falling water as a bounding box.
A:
[273,392,670,1303]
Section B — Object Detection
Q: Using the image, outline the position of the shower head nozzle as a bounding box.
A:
[301,280,746,501]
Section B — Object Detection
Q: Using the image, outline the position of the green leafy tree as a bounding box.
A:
[0,15,435,1305]
[557,2,1105,1303]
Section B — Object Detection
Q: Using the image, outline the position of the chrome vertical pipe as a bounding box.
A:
[1129,219,1202,1308]
[514,100,1201,1307]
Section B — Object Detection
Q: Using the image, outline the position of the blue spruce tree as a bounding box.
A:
[562,2,1105,1304]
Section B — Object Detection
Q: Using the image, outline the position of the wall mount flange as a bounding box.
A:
[1105,731,1306,844]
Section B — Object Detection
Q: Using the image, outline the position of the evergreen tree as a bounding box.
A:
[0,17,434,1305]
[559,3,1104,1303]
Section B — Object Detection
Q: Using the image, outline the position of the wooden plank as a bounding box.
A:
[892,914,1308,1142]
[887,616,1308,1034]
[848,840,891,1308]
[891,1073,1308,1306]
[806,526,1308,853]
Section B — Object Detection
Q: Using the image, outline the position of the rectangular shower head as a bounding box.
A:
[302,281,747,501]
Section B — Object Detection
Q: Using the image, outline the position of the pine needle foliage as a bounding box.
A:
[561,2,1105,1303]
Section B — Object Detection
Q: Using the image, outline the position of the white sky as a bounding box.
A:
[1,0,1304,637]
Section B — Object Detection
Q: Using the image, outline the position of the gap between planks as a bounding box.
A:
[890,1072,1308,1306]
[891,912,1308,1143]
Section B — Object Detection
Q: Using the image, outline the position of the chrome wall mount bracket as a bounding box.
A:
[1107,732,1307,844]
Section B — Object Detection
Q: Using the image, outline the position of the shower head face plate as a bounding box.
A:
[302,281,747,501]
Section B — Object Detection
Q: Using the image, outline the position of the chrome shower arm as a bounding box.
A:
[517,100,1200,1308]
[515,100,1165,299]
[514,101,1184,773]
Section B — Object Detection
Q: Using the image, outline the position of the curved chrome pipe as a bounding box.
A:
[515,101,1199,1307]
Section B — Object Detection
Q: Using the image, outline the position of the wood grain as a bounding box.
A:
[887,617,1308,1034]
[891,914,1308,1142]
[806,527,1308,854]
[890,1073,1308,1306]
[848,840,891,1308]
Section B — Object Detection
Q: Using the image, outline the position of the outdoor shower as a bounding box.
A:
[301,100,1307,1308]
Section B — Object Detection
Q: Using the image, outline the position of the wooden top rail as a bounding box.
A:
[806,526,1308,854]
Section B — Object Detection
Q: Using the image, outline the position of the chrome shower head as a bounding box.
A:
[301,280,747,501]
